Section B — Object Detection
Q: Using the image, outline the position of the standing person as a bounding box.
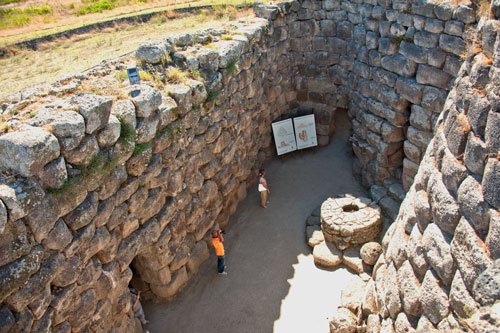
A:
[258,169,270,208]
[211,229,227,275]
[130,288,149,331]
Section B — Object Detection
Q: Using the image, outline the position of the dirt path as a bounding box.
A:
[143,111,367,333]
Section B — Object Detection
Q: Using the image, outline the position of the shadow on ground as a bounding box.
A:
[143,110,367,333]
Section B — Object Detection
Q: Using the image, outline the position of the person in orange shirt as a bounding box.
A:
[211,229,227,275]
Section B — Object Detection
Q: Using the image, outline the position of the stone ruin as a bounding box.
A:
[321,195,381,250]
[0,0,499,332]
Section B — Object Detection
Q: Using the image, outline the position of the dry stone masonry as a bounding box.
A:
[0,0,499,332]
[321,195,381,250]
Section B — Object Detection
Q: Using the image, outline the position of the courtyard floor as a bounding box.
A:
[143,110,367,333]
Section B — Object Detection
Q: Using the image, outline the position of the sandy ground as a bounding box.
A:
[143,110,367,333]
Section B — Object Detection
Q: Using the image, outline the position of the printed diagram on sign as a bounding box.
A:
[272,119,297,155]
[278,127,290,148]
[293,114,317,150]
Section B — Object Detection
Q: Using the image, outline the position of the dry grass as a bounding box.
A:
[456,113,472,133]
[0,6,253,99]
[0,0,254,44]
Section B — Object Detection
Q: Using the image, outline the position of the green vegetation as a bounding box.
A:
[118,118,136,147]
[221,34,233,40]
[226,57,239,76]
[0,0,22,5]
[390,35,413,46]
[166,67,189,83]
[0,6,52,29]
[133,142,151,155]
[76,0,118,15]
[206,87,220,101]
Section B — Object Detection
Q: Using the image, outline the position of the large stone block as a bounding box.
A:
[482,158,500,209]
[450,270,478,318]
[135,40,171,64]
[451,217,493,291]
[416,64,452,89]
[457,176,490,238]
[422,223,455,287]
[0,127,60,177]
[71,93,112,134]
[151,266,189,299]
[427,171,460,236]
[486,210,500,260]
[399,41,427,64]
[28,109,85,152]
[473,259,500,306]
[63,191,98,231]
[0,220,31,268]
[395,78,423,104]
[381,55,417,77]
[397,260,422,316]
[420,270,450,325]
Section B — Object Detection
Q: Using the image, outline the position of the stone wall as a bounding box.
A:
[0,0,498,331]
[332,7,500,331]
[0,15,303,332]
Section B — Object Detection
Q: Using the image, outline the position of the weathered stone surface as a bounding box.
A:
[397,260,421,317]
[43,219,73,251]
[366,314,381,333]
[5,253,62,312]
[306,225,324,248]
[97,114,121,148]
[427,172,460,236]
[136,113,159,144]
[457,175,490,238]
[482,158,500,209]
[126,144,152,177]
[29,109,85,152]
[135,40,170,64]
[115,219,160,271]
[0,126,60,177]
[0,306,15,332]
[451,217,493,291]
[64,221,95,258]
[186,241,209,275]
[341,275,366,313]
[486,210,500,260]
[464,133,486,176]
[71,93,112,134]
[420,270,450,325]
[129,84,162,118]
[98,165,127,201]
[329,307,357,333]
[111,99,137,129]
[406,225,428,280]
[422,223,455,287]
[343,246,364,274]
[384,262,401,319]
[450,269,478,318]
[472,259,500,306]
[313,241,343,267]
[360,242,382,265]
[151,266,189,299]
[0,220,31,267]
[63,134,99,167]
[63,191,98,231]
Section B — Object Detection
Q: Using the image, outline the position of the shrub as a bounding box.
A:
[76,0,117,15]
[226,57,239,76]
[167,68,189,83]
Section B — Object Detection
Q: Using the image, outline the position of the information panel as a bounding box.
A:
[293,114,317,149]
[272,119,297,155]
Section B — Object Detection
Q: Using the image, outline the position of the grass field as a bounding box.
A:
[0,0,253,44]
[0,4,254,99]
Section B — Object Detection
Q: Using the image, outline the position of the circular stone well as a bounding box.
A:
[321,195,381,250]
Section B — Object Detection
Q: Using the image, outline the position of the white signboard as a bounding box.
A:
[293,114,317,149]
[272,119,297,155]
